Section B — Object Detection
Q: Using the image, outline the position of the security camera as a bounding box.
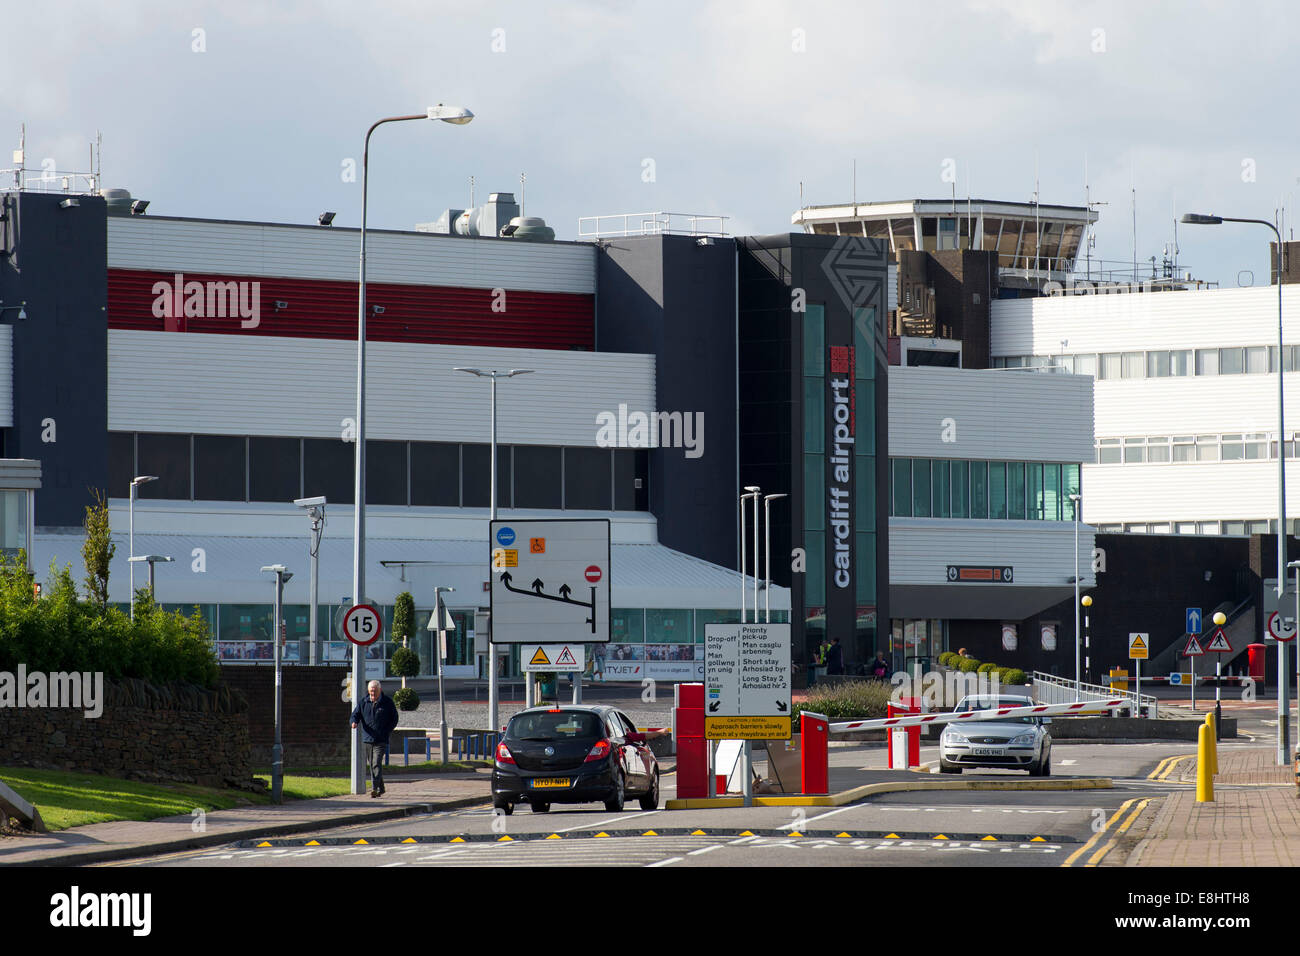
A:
[274,300,288,310]
[371,305,385,315]
[294,496,327,508]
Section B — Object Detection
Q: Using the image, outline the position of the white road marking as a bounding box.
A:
[1059,759,1077,765]
[647,856,683,867]
[555,810,659,833]
[688,844,722,856]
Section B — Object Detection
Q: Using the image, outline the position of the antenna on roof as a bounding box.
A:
[520,172,526,217]
[470,174,475,210]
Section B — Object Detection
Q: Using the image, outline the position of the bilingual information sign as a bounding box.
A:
[489,519,611,644]
[704,622,791,740]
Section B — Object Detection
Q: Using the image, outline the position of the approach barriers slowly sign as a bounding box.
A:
[704,622,791,740]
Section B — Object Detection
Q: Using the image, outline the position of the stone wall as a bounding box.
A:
[218,665,350,767]
[0,677,256,789]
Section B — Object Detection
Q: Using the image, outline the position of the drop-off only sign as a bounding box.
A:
[704,622,791,740]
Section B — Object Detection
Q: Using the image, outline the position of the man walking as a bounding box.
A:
[350,679,399,797]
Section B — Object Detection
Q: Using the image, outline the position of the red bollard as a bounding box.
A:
[800,711,829,795]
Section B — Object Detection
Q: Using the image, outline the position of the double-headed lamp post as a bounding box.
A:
[1183,212,1288,763]
[454,367,533,732]
[351,104,473,794]
[128,475,158,618]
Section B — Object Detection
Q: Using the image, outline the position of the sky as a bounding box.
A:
[2,0,1297,285]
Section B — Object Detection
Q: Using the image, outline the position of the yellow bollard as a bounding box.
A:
[1205,712,1218,776]
[1197,723,1215,802]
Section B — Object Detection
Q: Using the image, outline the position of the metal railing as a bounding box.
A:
[577,211,730,240]
[1032,671,1157,718]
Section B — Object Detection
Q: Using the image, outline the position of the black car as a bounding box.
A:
[491,705,660,814]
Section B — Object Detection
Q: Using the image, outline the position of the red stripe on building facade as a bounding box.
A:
[107,269,594,350]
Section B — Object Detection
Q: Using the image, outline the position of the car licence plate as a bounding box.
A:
[530,777,571,788]
[973,748,1002,756]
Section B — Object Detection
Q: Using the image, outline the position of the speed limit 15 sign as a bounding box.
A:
[343,604,383,646]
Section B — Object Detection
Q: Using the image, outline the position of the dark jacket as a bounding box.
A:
[350,693,399,746]
[825,642,844,675]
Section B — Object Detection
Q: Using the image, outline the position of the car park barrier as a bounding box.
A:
[800,711,829,794]
[827,698,1133,736]
[674,682,708,798]
[886,697,922,769]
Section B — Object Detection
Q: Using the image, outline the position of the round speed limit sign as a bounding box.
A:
[343,604,383,646]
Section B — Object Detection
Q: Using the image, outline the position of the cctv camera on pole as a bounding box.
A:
[294,497,326,665]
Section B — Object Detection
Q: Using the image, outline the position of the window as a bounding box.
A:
[1098,353,1121,380]
[988,462,1007,518]
[1172,436,1195,462]
[891,459,911,517]
[1176,522,1198,534]
[137,433,191,500]
[1247,520,1269,534]
[1121,352,1144,378]
[1123,438,1146,463]
[463,444,511,509]
[969,461,987,519]
[411,442,460,507]
[249,437,301,503]
[366,440,407,506]
[1075,353,1098,378]
[951,460,969,518]
[1147,351,1170,377]
[109,433,135,498]
[303,438,355,505]
[1244,433,1268,460]
[1219,347,1245,375]
[1147,437,1171,463]
[564,447,612,510]
[1246,347,1268,374]
[614,449,648,511]
[513,445,563,510]
[1097,439,1121,464]
[1196,436,1220,462]
[1007,462,1026,519]
[613,609,646,643]
[1170,350,1192,376]
[1027,462,1044,519]
[1222,521,1246,535]
[912,459,932,518]
[1196,349,1219,376]
[1197,522,1219,535]
[933,460,950,518]
[1043,463,1061,521]
[194,435,246,501]
[1221,434,1244,460]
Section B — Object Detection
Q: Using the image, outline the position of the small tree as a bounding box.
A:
[390,591,418,691]
[82,489,114,611]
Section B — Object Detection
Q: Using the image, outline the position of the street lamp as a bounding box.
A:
[1070,492,1082,698]
[428,585,456,764]
[763,493,788,624]
[294,496,327,666]
[1288,558,1300,764]
[1183,211,1288,763]
[127,554,172,603]
[738,485,761,809]
[261,564,294,804]
[1212,610,1228,742]
[128,475,158,619]
[454,367,533,727]
[352,104,473,795]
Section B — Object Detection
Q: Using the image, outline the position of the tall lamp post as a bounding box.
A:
[1183,212,1287,763]
[1081,594,1093,686]
[1069,492,1082,698]
[454,366,533,732]
[128,475,158,619]
[352,104,473,794]
[261,564,293,804]
[739,485,761,808]
[763,493,788,624]
[295,497,326,666]
[1212,610,1227,741]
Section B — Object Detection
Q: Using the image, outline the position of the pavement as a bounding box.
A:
[2,718,1296,867]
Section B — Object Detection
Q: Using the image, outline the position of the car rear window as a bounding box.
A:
[507,711,604,741]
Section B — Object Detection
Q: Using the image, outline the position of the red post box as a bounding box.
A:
[673,683,708,798]
[887,697,921,769]
[800,710,829,795]
[1248,643,1267,684]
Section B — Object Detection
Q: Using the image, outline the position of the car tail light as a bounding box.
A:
[584,739,611,762]
[495,742,516,765]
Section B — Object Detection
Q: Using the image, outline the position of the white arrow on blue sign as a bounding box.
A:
[1186,607,1202,635]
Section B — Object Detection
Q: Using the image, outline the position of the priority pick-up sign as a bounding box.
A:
[704,622,791,740]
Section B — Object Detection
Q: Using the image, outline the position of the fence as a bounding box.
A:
[1032,671,1157,718]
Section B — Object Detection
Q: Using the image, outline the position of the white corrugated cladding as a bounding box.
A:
[989,284,1300,355]
[0,326,12,427]
[889,518,1095,588]
[888,365,1093,462]
[887,261,898,312]
[108,330,655,444]
[107,217,595,294]
[1083,461,1298,525]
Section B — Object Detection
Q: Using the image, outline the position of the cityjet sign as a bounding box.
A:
[151,273,261,329]
[827,346,854,590]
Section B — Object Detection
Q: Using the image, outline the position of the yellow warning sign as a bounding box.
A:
[705,716,791,740]
[492,548,519,569]
[1128,633,1149,660]
[529,646,551,666]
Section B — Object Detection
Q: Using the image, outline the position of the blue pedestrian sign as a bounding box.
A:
[1186,607,1202,635]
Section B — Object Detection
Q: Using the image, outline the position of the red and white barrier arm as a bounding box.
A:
[828,698,1132,735]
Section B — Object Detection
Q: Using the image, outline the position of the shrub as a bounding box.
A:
[1002,668,1028,685]
[937,651,956,667]
[958,657,983,673]
[392,687,420,711]
[977,662,997,674]
[790,679,893,724]
[392,591,415,646]
[390,646,421,679]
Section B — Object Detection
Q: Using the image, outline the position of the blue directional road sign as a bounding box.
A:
[1186,607,1202,635]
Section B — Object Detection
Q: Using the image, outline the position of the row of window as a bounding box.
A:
[890,458,1082,521]
[1094,519,1300,536]
[1096,433,1300,464]
[994,345,1300,379]
[109,433,649,512]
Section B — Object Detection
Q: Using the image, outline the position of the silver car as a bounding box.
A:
[939,694,1052,776]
